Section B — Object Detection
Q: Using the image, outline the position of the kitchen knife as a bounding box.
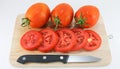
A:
[17,55,101,64]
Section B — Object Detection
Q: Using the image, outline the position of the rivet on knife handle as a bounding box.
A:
[17,55,69,64]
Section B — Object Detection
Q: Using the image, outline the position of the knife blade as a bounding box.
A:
[17,55,101,64]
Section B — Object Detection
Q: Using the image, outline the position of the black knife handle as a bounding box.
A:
[17,55,69,64]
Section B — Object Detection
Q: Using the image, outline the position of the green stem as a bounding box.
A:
[21,18,30,27]
[55,22,58,30]
[76,13,88,28]
[53,16,60,30]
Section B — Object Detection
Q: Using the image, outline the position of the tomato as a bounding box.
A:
[51,3,74,29]
[21,3,50,28]
[83,30,102,51]
[75,5,100,28]
[20,30,42,50]
[55,28,77,53]
[71,28,88,51]
[38,28,59,52]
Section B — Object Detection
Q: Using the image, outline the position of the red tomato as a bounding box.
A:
[21,3,50,28]
[84,30,102,51]
[55,28,77,53]
[20,30,42,50]
[75,5,100,28]
[51,3,74,29]
[38,28,59,52]
[71,28,88,51]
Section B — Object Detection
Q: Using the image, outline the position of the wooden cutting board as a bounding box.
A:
[9,14,111,67]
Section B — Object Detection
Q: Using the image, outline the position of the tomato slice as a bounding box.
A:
[20,30,42,50]
[71,28,88,51]
[38,28,59,52]
[84,30,102,51]
[55,28,77,53]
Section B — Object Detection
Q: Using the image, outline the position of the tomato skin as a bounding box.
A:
[38,28,59,52]
[75,5,100,28]
[71,28,88,51]
[20,30,42,50]
[84,30,102,51]
[55,28,77,53]
[25,3,50,28]
[51,3,74,28]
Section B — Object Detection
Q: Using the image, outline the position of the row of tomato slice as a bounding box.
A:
[20,28,102,53]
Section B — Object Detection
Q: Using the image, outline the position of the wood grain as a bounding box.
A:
[9,14,111,67]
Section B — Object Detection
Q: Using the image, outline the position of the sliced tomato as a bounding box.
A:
[84,30,102,51]
[55,28,77,53]
[20,30,42,50]
[71,28,88,51]
[38,28,59,52]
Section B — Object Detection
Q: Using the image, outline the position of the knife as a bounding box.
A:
[17,55,101,64]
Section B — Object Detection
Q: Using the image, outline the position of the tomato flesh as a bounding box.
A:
[55,29,77,53]
[20,30,42,50]
[71,28,88,51]
[84,30,102,51]
[38,29,58,52]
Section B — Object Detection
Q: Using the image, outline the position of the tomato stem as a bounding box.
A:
[76,13,88,28]
[21,18,30,28]
[53,16,60,30]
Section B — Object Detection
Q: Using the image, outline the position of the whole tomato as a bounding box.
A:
[51,3,74,29]
[21,3,50,28]
[75,5,100,28]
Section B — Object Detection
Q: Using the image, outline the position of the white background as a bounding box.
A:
[0,0,120,69]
